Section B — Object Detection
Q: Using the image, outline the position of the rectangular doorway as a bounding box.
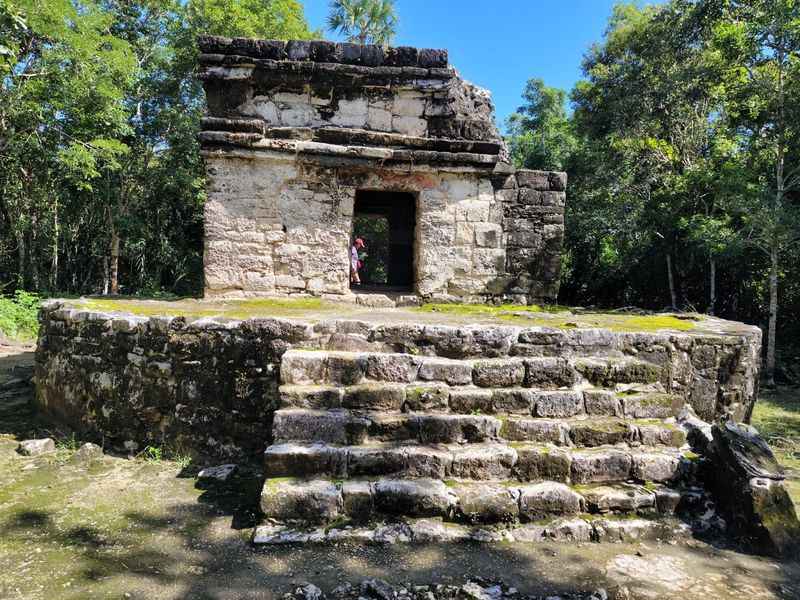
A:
[351,191,416,292]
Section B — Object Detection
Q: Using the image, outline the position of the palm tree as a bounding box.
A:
[326,0,397,47]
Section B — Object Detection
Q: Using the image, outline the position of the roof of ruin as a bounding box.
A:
[197,36,510,171]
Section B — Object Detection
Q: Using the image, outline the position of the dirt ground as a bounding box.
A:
[1,342,798,600]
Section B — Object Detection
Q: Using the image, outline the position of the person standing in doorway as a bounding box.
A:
[351,237,366,285]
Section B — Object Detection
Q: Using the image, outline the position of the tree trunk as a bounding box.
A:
[708,257,716,316]
[765,245,778,387]
[15,230,25,289]
[666,253,677,310]
[109,226,120,295]
[50,196,58,291]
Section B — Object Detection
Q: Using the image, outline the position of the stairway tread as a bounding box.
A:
[272,407,687,448]
[279,383,683,420]
[258,475,689,526]
[264,439,687,484]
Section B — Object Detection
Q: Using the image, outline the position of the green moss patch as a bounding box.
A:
[79,296,336,320]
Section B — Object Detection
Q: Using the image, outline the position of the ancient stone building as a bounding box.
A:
[198,36,565,303]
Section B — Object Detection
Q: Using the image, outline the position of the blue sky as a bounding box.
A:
[302,0,625,128]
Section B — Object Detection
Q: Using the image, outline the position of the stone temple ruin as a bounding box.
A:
[197,36,564,303]
[32,37,799,557]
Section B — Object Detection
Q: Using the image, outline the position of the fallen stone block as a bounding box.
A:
[17,438,55,456]
[197,463,237,483]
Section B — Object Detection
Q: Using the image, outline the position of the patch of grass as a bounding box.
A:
[141,445,164,462]
[752,387,800,510]
[0,290,40,340]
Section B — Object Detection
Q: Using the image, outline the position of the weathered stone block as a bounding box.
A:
[453,484,519,524]
[417,414,500,444]
[342,383,405,411]
[346,446,405,478]
[403,445,453,478]
[342,481,374,522]
[272,409,369,445]
[534,391,585,418]
[571,449,632,484]
[448,388,493,413]
[374,479,454,517]
[404,384,450,411]
[450,444,517,479]
[524,358,578,388]
[264,443,336,478]
[582,484,655,513]
[500,418,569,445]
[417,357,473,385]
[584,390,623,417]
[569,419,635,447]
[514,444,572,482]
[365,353,418,383]
[473,359,526,387]
[518,482,584,520]
[260,479,341,524]
[491,388,536,415]
[621,394,681,419]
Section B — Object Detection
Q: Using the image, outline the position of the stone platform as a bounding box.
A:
[34,296,777,549]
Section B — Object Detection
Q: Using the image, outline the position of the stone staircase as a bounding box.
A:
[256,349,708,543]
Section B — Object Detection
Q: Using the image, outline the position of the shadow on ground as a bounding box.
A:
[1,345,799,599]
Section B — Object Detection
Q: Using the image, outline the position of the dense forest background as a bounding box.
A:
[1,0,799,383]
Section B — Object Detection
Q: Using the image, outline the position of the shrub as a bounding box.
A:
[0,290,41,340]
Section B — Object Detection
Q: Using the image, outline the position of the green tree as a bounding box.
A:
[326,0,397,46]
[711,0,800,385]
[0,0,135,292]
[187,0,315,40]
[506,78,575,172]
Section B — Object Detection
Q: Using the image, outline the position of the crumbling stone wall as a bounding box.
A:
[198,36,567,304]
[35,301,761,460]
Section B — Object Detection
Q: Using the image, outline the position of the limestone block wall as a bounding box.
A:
[35,301,761,460]
[198,36,500,143]
[203,149,565,303]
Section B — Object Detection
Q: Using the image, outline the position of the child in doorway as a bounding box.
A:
[350,238,366,285]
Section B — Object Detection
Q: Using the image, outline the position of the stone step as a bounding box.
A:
[280,350,666,389]
[263,440,687,484]
[279,383,684,420]
[253,514,689,545]
[259,476,687,526]
[272,408,686,448]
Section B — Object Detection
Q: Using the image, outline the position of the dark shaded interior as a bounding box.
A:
[351,191,416,291]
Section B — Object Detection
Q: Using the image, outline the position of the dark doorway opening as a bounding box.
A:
[351,191,416,292]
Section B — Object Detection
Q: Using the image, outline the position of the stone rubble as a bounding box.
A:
[283,578,609,600]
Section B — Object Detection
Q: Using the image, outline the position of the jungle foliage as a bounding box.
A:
[507,0,800,384]
[0,0,313,300]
